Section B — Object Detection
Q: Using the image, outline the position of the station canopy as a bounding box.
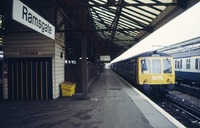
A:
[2,0,199,61]
[87,0,199,60]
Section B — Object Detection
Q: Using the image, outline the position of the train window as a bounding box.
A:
[131,62,135,71]
[152,59,162,74]
[195,58,200,70]
[199,59,200,70]
[186,59,191,69]
[175,60,178,69]
[163,59,172,74]
[180,60,182,69]
[141,59,151,74]
[177,61,180,69]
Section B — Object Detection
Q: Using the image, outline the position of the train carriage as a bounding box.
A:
[173,49,200,86]
[111,50,175,95]
[157,37,200,88]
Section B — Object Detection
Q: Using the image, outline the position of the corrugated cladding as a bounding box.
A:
[3,7,65,99]
[52,10,65,99]
[4,32,54,57]
[53,44,65,99]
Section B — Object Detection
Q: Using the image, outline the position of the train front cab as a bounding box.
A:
[137,57,175,86]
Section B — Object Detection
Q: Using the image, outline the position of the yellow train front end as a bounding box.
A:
[137,56,175,85]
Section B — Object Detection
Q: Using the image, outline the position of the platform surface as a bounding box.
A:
[0,69,183,128]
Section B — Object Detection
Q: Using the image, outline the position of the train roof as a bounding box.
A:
[114,51,171,64]
[157,36,200,58]
[172,49,200,58]
[136,51,171,57]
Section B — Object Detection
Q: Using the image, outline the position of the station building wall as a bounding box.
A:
[3,8,65,100]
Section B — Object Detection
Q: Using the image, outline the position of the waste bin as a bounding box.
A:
[60,81,76,96]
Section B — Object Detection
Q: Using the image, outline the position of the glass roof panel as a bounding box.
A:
[90,0,105,4]
[154,6,166,10]
[118,17,143,29]
[159,0,173,3]
[138,6,161,15]
[126,6,157,19]
[122,8,153,23]
[93,7,115,17]
[121,11,150,25]
[88,0,180,57]
[124,0,138,4]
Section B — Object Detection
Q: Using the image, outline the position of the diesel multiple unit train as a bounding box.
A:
[111,50,175,95]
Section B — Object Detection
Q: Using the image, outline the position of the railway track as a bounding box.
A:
[175,84,200,98]
[160,94,200,128]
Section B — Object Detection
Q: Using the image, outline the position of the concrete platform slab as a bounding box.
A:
[0,69,184,128]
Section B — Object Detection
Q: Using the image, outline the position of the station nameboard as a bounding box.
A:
[100,55,111,62]
[12,0,55,39]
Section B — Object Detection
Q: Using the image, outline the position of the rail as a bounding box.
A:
[164,95,200,127]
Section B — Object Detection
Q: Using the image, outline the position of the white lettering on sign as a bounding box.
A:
[65,60,76,64]
[22,6,52,34]
[152,76,163,80]
[100,55,111,62]
[12,0,55,39]
[19,51,38,55]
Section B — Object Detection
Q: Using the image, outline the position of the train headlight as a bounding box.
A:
[143,79,148,84]
[167,79,172,84]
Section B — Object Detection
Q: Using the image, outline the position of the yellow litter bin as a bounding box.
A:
[61,81,76,96]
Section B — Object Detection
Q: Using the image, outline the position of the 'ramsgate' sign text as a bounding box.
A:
[12,0,55,39]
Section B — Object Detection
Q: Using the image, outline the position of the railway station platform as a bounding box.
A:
[0,69,185,128]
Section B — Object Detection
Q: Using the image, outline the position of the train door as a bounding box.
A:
[195,58,200,71]
[7,58,52,100]
[0,59,3,100]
